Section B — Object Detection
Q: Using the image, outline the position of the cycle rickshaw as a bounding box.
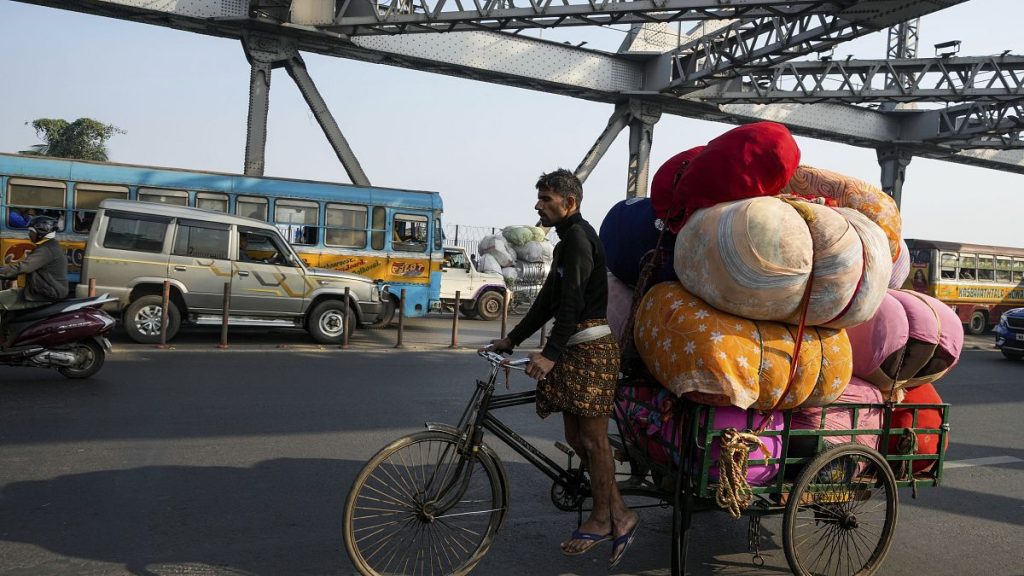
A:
[343,350,950,576]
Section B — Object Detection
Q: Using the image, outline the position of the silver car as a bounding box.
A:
[76,199,386,343]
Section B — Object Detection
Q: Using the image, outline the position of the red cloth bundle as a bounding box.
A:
[664,122,801,233]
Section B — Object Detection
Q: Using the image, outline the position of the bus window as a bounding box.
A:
[236,196,268,221]
[958,253,977,280]
[196,192,229,213]
[275,199,319,245]
[371,206,386,250]
[433,218,443,251]
[939,252,958,279]
[325,203,368,248]
[6,178,66,230]
[977,254,995,282]
[1013,259,1024,284]
[74,183,128,233]
[995,257,1012,283]
[138,188,188,206]
[392,213,428,253]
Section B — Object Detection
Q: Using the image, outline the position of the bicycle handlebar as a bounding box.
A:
[478,349,529,370]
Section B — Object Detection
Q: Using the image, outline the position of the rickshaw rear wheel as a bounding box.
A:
[783,443,898,576]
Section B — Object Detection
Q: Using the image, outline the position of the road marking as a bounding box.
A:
[944,456,1022,469]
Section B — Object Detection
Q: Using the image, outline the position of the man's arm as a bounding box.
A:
[0,246,50,280]
[539,232,593,362]
[506,272,555,347]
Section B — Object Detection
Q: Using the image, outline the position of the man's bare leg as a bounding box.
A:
[561,414,638,556]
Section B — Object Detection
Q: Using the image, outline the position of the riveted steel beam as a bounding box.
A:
[656,0,968,92]
[699,55,1024,104]
[323,0,857,36]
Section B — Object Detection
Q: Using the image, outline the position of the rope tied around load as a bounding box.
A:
[896,427,920,498]
[716,428,772,518]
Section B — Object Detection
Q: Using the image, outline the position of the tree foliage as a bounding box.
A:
[25,118,125,161]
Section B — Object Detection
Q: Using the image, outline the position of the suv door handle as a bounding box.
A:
[237,270,250,277]
[173,265,187,271]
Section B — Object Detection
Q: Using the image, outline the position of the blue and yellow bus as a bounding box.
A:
[0,152,444,323]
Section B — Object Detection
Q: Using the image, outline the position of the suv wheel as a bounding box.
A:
[309,300,354,344]
[124,295,181,344]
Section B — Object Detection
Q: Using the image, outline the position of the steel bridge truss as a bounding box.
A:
[271,0,862,35]
[11,0,1023,201]
[701,55,1024,104]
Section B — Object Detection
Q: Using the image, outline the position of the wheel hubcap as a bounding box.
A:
[319,310,345,336]
[135,305,163,336]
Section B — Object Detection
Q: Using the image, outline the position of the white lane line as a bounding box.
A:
[944,456,1022,469]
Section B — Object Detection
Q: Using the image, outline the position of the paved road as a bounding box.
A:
[0,321,1020,576]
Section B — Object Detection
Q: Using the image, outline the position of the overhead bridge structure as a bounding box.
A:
[14,0,1024,206]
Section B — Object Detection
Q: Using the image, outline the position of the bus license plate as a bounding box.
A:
[1015,333,1024,341]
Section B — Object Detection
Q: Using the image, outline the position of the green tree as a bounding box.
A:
[22,118,124,161]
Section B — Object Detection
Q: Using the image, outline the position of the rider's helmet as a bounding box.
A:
[27,215,59,238]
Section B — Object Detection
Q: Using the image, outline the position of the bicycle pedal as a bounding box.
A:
[554,441,575,457]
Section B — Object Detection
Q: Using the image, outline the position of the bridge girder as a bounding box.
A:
[698,55,1024,104]
[9,0,1024,176]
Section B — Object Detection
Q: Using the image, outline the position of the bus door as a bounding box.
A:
[231,228,305,316]
[167,219,233,313]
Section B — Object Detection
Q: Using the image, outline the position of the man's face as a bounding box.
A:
[535,187,573,227]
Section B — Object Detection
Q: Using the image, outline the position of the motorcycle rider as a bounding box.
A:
[0,215,69,343]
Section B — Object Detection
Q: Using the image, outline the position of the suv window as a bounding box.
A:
[238,230,290,266]
[173,222,229,259]
[103,214,168,253]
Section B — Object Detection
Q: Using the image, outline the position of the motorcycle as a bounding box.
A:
[1,294,117,379]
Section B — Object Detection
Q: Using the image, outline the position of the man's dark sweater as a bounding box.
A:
[507,212,608,362]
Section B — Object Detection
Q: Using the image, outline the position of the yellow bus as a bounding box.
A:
[904,238,1024,334]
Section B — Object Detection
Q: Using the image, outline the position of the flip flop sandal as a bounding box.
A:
[608,518,641,570]
[560,528,612,557]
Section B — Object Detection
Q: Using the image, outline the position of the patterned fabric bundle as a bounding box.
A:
[600,197,676,286]
[780,165,903,262]
[674,197,892,329]
[847,289,964,392]
[889,238,911,289]
[614,383,681,467]
[614,385,784,485]
[634,282,852,411]
[791,376,883,449]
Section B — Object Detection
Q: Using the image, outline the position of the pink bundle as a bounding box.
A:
[706,407,784,486]
[791,377,883,449]
[846,289,964,391]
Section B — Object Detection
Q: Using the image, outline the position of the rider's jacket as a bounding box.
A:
[0,237,69,301]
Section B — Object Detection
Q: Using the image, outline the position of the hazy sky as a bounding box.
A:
[0,0,1021,246]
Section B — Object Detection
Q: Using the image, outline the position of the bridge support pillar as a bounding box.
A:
[574,99,661,199]
[876,146,913,209]
[241,33,369,184]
